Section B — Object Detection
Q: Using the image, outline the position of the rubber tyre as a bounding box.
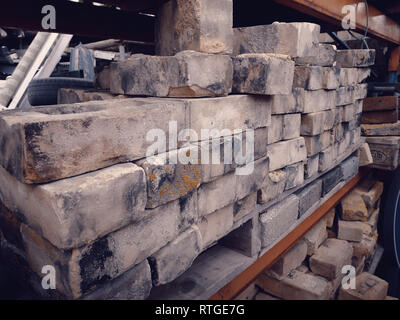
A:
[27,77,94,106]
[383,166,400,268]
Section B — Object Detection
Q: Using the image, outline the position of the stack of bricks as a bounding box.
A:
[251,177,393,300]
[0,0,375,300]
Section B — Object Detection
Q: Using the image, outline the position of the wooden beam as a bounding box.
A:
[273,0,400,45]
[209,170,369,300]
[0,0,155,42]
[389,46,400,72]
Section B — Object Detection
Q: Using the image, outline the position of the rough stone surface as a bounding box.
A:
[295,44,337,67]
[0,163,146,250]
[336,50,376,68]
[234,192,257,222]
[301,112,325,136]
[268,137,307,171]
[260,195,299,248]
[293,66,323,90]
[338,272,388,300]
[303,218,328,256]
[268,115,283,144]
[340,155,359,181]
[352,233,377,261]
[339,68,359,87]
[304,132,332,157]
[295,89,336,114]
[367,136,400,170]
[354,179,384,209]
[321,166,343,196]
[58,88,123,104]
[340,191,369,222]
[149,226,202,286]
[338,220,372,242]
[296,179,322,217]
[198,204,234,249]
[304,154,319,179]
[234,22,320,58]
[20,192,197,298]
[0,95,271,184]
[83,260,152,300]
[155,0,233,56]
[322,67,340,90]
[285,162,304,190]
[270,93,302,115]
[283,114,301,140]
[266,240,308,280]
[232,53,294,95]
[336,86,355,106]
[257,270,331,300]
[257,170,287,204]
[110,51,233,97]
[310,238,353,280]
[319,146,338,172]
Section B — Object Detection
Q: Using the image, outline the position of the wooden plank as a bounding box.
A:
[209,171,367,300]
[362,110,399,124]
[388,47,400,72]
[274,0,400,45]
[363,96,399,112]
[362,122,400,136]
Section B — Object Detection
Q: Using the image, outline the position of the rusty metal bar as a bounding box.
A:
[274,0,400,45]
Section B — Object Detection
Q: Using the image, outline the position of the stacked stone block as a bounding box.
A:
[0,2,376,300]
[254,177,388,300]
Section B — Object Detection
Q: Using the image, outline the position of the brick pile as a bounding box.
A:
[0,0,375,300]
[250,177,395,300]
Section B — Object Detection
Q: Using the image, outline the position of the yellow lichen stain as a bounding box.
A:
[165,184,171,191]
[160,189,166,197]
[179,189,185,196]
[149,173,156,182]
[181,173,200,191]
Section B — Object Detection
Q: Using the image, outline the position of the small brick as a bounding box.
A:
[338,220,372,242]
[338,272,388,300]
[303,218,328,256]
[340,191,369,222]
[310,238,353,280]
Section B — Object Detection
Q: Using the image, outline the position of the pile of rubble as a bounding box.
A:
[0,0,375,300]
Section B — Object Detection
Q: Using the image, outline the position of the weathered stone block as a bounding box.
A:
[304,154,319,179]
[266,240,308,280]
[257,170,287,204]
[337,86,355,106]
[0,95,271,184]
[293,66,323,90]
[268,137,307,171]
[283,114,301,140]
[234,22,320,58]
[296,179,322,217]
[285,162,304,191]
[322,67,340,90]
[310,238,353,280]
[338,272,388,300]
[352,233,377,260]
[295,44,337,67]
[257,270,331,300]
[198,204,234,248]
[353,83,368,100]
[155,0,233,56]
[303,218,328,256]
[367,136,400,170]
[301,112,325,136]
[358,68,371,83]
[295,89,336,114]
[304,132,332,157]
[83,260,152,300]
[260,195,299,248]
[319,145,338,172]
[354,179,384,209]
[149,226,202,286]
[336,50,376,68]
[342,103,357,122]
[58,88,122,104]
[338,220,372,242]
[339,68,359,87]
[268,115,283,144]
[234,192,257,222]
[340,155,359,181]
[359,143,373,167]
[321,166,343,196]
[270,93,301,115]
[340,191,369,222]
[233,54,294,95]
[0,163,146,250]
[110,51,233,97]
